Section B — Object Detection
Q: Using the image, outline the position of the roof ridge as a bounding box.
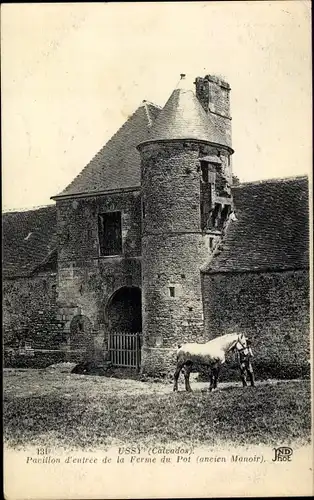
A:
[141,100,162,109]
[2,203,55,215]
[235,174,309,188]
[53,103,151,198]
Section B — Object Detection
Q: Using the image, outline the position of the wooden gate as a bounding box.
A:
[108,331,142,370]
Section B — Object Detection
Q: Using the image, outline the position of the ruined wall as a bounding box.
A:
[202,269,310,379]
[56,191,142,358]
[3,272,63,348]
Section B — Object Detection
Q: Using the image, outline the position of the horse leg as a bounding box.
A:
[209,367,215,392]
[214,365,220,390]
[173,361,184,392]
[248,363,255,387]
[210,365,219,391]
[183,362,193,392]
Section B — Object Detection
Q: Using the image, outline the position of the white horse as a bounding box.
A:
[173,333,248,392]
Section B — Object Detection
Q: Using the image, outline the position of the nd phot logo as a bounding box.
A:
[272,446,293,462]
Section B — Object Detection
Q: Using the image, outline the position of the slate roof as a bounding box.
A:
[54,102,161,198]
[139,88,230,148]
[2,205,57,278]
[205,176,310,273]
[3,176,309,279]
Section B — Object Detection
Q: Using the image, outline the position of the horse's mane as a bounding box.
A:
[210,332,239,341]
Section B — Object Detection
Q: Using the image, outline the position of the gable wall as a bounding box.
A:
[56,191,142,355]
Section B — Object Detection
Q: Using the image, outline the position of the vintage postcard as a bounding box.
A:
[2,2,313,498]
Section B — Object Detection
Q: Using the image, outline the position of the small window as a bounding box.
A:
[24,232,33,241]
[169,286,175,298]
[221,204,231,225]
[142,201,146,219]
[98,211,122,256]
[209,237,214,250]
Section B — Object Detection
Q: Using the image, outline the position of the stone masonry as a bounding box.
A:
[3,73,310,378]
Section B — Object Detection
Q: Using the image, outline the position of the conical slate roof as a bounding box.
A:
[139,85,229,148]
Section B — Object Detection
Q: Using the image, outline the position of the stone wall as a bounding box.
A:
[3,272,63,348]
[202,269,310,379]
[56,191,142,357]
[140,141,213,373]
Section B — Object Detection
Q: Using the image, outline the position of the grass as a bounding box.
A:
[3,369,312,450]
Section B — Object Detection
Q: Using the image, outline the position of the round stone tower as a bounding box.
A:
[137,75,234,375]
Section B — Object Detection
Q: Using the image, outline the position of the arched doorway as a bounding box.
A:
[106,286,142,369]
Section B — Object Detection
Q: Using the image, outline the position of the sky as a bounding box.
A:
[1,1,312,211]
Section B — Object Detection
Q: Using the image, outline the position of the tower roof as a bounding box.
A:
[139,81,230,148]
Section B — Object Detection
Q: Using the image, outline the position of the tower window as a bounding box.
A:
[98,211,122,256]
[209,237,214,250]
[211,203,221,228]
[169,286,175,298]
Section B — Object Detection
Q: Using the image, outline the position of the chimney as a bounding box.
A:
[194,74,231,117]
[194,74,232,146]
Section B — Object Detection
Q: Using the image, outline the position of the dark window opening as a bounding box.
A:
[211,203,221,228]
[209,237,214,250]
[142,201,145,219]
[200,173,213,231]
[98,211,122,256]
[201,161,209,183]
[221,204,231,226]
[169,286,175,298]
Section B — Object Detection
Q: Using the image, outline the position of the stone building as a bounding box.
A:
[3,74,310,376]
